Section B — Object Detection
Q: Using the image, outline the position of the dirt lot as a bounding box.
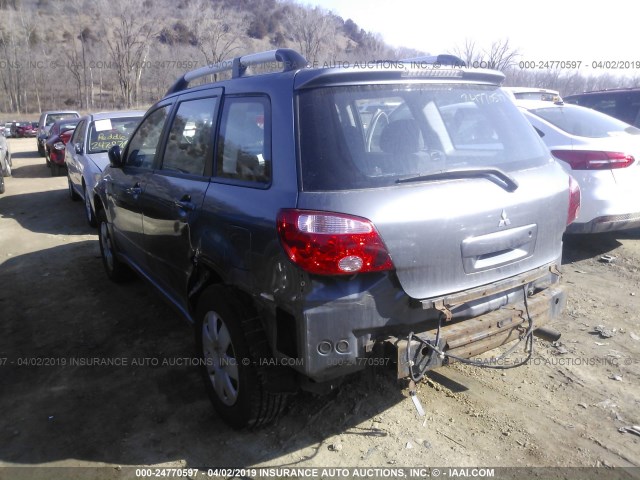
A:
[0,138,639,478]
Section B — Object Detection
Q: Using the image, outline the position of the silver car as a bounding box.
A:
[517,99,640,233]
[66,111,144,226]
[0,134,12,177]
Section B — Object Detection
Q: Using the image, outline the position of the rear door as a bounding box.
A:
[140,91,221,307]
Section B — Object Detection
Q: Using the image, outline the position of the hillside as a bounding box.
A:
[2,0,639,115]
[0,0,423,114]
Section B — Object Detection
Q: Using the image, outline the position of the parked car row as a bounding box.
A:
[1,121,38,138]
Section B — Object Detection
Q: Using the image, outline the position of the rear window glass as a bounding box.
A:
[530,104,640,138]
[46,113,79,126]
[298,84,549,191]
[88,117,141,154]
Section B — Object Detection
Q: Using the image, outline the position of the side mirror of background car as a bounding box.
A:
[74,143,83,154]
[108,145,123,168]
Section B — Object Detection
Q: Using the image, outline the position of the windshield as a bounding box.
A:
[530,104,640,138]
[298,84,549,191]
[88,117,141,154]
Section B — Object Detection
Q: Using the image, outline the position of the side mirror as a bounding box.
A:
[108,145,123,168]
[74,143,83,154]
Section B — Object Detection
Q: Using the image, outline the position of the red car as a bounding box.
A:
[15,122,36,138]
[45,118,81,176]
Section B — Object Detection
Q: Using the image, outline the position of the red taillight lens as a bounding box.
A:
[567,176,581,225]
[60,131,73,144]
[552,150,634,170]
[276,209,394,275]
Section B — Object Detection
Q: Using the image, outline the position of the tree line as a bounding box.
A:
[1,0,637,115]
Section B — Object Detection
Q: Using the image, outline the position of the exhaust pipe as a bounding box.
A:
[533,326,562,343]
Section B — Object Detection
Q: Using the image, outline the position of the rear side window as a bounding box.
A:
[162,98,217,176]
[298,84,549,191]
[216,96,271,184]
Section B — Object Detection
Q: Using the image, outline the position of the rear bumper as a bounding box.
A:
[395,284,566,377]
[567,212,640,234]
[279,263,566,382]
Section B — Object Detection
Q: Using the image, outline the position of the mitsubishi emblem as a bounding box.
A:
[498,209,511,227]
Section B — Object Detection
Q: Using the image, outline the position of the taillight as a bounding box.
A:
[276,209,394,275]
[60,131,73,144]
[567,176,581,225]
[552,150,634,170]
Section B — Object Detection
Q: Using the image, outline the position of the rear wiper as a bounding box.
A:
[396,167,519,192]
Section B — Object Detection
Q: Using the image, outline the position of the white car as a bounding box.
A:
[517,99,640,233]
[65,111,144,227]
[505,87,562,102]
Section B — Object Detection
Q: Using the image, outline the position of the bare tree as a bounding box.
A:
[484,39,520,71]
[452,39,478,67]
[189,0,240,69]
[102,0,158,108]
[451,38,519,71]
[285,5,336,65]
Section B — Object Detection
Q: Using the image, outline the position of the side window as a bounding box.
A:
[217,97,271,184]
[162,97,217,176]
[124,106,170,169]
[71,120,86,148]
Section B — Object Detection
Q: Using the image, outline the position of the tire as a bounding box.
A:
[2,154,11,177]
[67,174,80,201]
[38,142,45,157]
[195,286,289,429]
[0,175,4,195]
[97,208,131,282]
[84,183,97,227]
[50,163,64,177]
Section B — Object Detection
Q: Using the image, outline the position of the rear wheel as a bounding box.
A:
[0,174,5,194]
[38,142,45,157]
[97,208,131,282]
[195,286,289,429]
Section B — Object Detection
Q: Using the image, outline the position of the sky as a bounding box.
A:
[296,0,636,75]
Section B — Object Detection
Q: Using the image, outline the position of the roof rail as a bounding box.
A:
[166,48,308,95]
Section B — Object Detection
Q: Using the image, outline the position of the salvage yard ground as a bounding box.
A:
[0,138,639,479]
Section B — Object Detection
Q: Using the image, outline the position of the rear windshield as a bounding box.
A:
[298,84,549,191]
[46,113,79,126]
[88,117,141,154]
[530,104,640,138]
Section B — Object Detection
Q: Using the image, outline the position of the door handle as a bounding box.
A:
[125,182,142,195]
[175,194,195,211]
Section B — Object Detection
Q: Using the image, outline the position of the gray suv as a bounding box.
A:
[94,49,579,428]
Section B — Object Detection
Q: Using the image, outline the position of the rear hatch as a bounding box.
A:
[296,80,569,299]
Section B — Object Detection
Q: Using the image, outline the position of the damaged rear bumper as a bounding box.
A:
[395,284,567,377]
